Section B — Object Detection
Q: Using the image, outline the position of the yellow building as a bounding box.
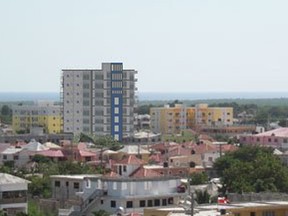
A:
[12,102,61,134]
[144,201,288,216]
[150,104,233,134]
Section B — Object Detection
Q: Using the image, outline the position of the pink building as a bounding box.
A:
[240,127,288,149]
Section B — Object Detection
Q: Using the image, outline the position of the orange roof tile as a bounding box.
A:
[117,155,145,165]
[129,166,161,178]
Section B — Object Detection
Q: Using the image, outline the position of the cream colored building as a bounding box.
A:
[150,104,233,134]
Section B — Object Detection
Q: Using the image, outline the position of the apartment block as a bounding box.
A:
[12,102,61,134]
[61,62,137,141]
[150,104,233,134]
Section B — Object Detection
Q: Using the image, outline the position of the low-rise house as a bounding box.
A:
[0,173,30,215]
[240,127,288,149]
[50,174,102,209]
[117,145,150,161]
[51,156,186,215]
[0,147,24,167]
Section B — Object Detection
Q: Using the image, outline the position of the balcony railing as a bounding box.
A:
[0,197,27,204]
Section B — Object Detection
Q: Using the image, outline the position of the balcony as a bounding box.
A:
[0,197,27,204]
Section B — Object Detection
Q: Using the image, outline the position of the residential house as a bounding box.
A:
[0,173,30,216]
[240,127,288,149]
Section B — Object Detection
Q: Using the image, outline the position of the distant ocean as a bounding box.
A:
[0,92,288,102]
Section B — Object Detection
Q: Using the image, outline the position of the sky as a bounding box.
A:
[0,0,288,93]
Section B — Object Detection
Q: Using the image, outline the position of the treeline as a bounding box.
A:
[214,146,288,193]
[137,100,288,126]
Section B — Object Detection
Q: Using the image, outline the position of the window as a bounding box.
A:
[122,182,127,190]
[114,116,119,123]
[114,125,119,132]
[263,211,275,216]
[162,199,167,206]
[126,201,133,208]
[168,197,174,204]
[3,155,7,160]
[114,97,119,105]
[139,200,146,207]
[66,182,69,186]
[284,139,288,143]
[148,200,153,207]
[250,212,256,216]
[74,182,80,189]
[154,199,160,206]
[101,200,104,205]
[114,107,119,114]
[114,134,119,141]
[55,181,60,187]
[85,179,91,188]
[123,165,127,172]
[268,138,272,142]
[14,155,19,160]
[111,200,116,208]
[113,182,117,190]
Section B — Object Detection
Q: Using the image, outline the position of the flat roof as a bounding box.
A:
[50,174,102,180]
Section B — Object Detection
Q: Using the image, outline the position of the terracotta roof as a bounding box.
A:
[129,166,161,178]
[38,150,64,158]
[79,150,96,157]
[117,155,145,165]
[149,154,161,163]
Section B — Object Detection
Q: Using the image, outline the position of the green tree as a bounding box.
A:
[190,172,208,185]
[92,210,110,216]
[195,190,210,204]
[0,104,12,124]
[27,175,51,198]
[214,145,288,193]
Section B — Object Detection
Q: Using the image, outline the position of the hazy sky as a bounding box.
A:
[1,0,288,93]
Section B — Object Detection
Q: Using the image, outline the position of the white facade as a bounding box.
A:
[0,173,30,215]
[62,63,137,141]
[51,175,183,215]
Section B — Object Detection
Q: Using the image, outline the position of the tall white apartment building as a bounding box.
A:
[61,63,137,141]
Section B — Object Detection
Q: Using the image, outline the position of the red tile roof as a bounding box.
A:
[129,166,162,178]
[149,154,161,163]
[38,150,64,158]
[117,155,145,165]
[79,150,96,157]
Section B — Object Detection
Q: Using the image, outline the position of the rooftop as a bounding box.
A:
[255,127,288,137]
[0,173,30,185]
[50,174,102,180]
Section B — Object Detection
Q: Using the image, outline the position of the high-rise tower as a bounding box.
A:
[61,63,137,141]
